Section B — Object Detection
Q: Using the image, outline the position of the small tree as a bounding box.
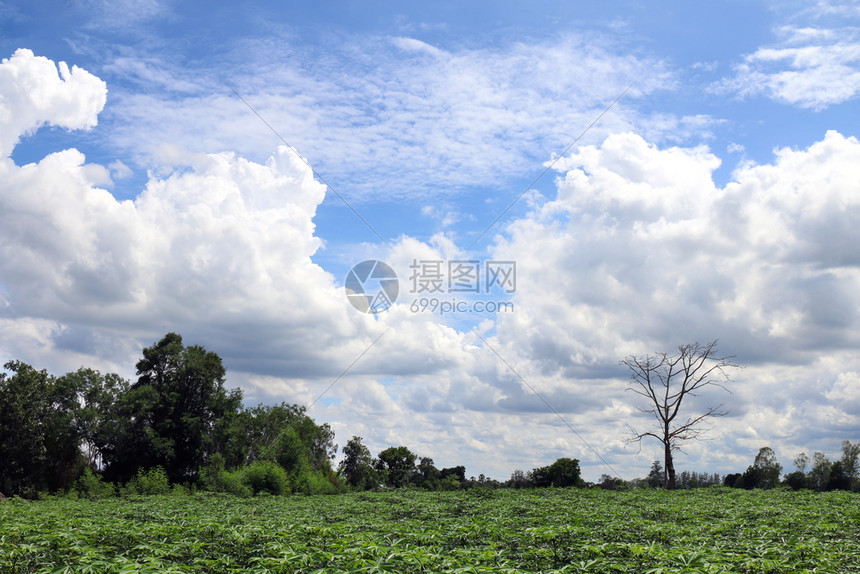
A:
[621,340,739,489]
[547,457,581,487]
[793,452,810,474]
[827,461,851,491]
[375,446,417,488]
[808,452,832,491]
[742,447,782,489]
[647,460,664,488]
[508,469,531,488]
[338,436,376,489]
[840,440,859,490]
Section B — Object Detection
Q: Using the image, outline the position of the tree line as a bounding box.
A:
[0,333,586,498]
[0,333,340,498]
[721,444,860,491]
[3,333,855,498]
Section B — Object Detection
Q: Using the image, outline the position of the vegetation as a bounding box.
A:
[0,333,339,498]
[2,488,859,573]
[1,333,857,501]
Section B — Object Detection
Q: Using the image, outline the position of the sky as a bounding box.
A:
[1,0,859,482]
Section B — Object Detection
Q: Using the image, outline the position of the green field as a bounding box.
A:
[1,488,858,573]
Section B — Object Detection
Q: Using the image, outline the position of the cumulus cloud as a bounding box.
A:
[2,49,858,481]
[0,51,382,382]
[0,49,107,157]
[473,129,860,475]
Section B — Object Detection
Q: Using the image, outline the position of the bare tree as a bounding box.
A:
[621,340,739,489]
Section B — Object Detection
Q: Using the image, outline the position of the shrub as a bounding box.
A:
[200,453,230,492]
[292,469,340,495]
[74,467,115,498]
[125,466,170,495]
[242,461,288,495]
[784,471,807,490]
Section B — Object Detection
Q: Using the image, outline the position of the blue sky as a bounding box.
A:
[1,0,860,482]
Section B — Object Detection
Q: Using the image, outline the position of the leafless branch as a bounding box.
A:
[620,339,740,489]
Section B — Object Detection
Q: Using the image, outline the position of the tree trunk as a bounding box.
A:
[664,440,677,489]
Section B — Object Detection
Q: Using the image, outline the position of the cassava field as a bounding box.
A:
[1,488,858,573]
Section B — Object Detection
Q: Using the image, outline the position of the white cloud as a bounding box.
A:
[76,0,171,29]
[714,14,860,109]
[474,128,860,476]
[3,50,859,482]
[109,159,133,179]
[95,34,671,201]
[0,49,107,157]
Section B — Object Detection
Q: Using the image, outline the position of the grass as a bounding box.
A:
[1,487,858,573]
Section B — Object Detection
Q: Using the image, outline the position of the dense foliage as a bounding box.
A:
[1,488,858,573]
[0,334,339,498]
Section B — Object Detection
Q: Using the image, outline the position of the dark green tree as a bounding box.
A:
[55,368,128,470]
[647,460,664,488]
[808,452,832,491]
[744,446,782,489]
[0,361,85,495]
[547,457,581,487]
[529,465,553,488]
[416,456,440,487]
[376,446,417,488]
[440,466,466,483]
[723,473,742,487]
[827,461,851,491]
[338,436,376,489]
[784,471,807,490]
[507,469,531,488]
[840,440,859,490]
[105,333,242,483]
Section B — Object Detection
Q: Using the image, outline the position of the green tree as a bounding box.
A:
[376,446,417,488]
[547,457,581,487]
[55,368,128,470]
[827,461,851,491]
[621,341,739,489]
[106,333,242,484]
[338,436,376,489]
[0,361,85,495]
[793,452,810,474]
[221,402,337,489]
[748,446,782,489]
[647,460,664,488]
[416,456,440,487]
[507,469,531,488]
[808,452,832,491]
[784,471,807,490]
[530,465,552,488]
[527,458,580,488]
[840,440,859,490]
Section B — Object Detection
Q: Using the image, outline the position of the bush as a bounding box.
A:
[292,469,341,495]
[74,468,115,498]
[200,454,229,491]
[242,461,288,495]
[124,466,170,495]
[199,455,253,496]
[784,471,807,490]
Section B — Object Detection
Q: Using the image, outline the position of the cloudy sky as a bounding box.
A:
[1,0,859,482]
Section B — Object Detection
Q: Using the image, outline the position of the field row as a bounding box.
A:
[1,488,859,573]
